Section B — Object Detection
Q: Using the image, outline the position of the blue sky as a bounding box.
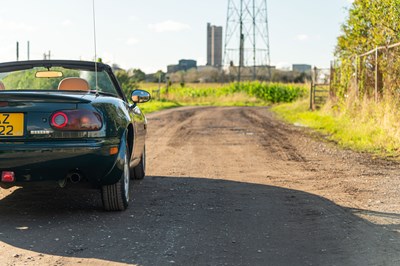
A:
[0,0,352,73]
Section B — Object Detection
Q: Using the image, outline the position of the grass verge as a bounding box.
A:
[139,100,181,114]
[272,98,400,157]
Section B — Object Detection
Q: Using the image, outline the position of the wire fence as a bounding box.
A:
[331,41,400,102]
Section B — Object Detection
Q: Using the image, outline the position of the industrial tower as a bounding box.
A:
[207,23,223,67]
[224,0,271,81]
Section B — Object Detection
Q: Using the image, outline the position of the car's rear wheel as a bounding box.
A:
[133,145,146,180]
[101,146,130,211]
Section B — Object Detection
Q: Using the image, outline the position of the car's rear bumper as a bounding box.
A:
[0,138,124,187]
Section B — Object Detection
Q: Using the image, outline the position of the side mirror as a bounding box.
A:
[131,89,151,103]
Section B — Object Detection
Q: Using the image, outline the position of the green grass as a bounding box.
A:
[138,82,307,113]
[272,98,400,157]
[139,100,181,114]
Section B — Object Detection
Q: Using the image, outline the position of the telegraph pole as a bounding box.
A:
[27,41,30,60]
[43,50,51,60]
[16,42,19,61]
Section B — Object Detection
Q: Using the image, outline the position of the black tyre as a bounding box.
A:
[101,147,130,211]
[133,146,146,180]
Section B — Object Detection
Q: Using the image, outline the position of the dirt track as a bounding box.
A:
[1,106,400,265]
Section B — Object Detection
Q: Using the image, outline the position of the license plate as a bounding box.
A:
[0,113,24,137]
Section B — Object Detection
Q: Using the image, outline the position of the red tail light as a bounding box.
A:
[51,112,68,128]
[50,110,102,131]
[1,171,15,183]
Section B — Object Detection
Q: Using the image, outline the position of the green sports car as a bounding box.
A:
[0,60,150,211]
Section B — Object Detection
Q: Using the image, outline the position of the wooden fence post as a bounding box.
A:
[355,55,358,97]
[310,79,314,110]
[375,47,378,102]
[329,61,333,97]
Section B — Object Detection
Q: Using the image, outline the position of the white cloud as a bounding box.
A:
[148,20,190,33]
[126,37,139,46]
[296,34,309,41]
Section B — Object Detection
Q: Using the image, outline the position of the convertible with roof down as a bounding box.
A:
[0,60,150,211]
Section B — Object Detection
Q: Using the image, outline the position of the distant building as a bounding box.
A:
[167,64,181,73]
[167,59,197,73]
[292,64,312,73]
[207,23,223,68]
[179,59,197,70]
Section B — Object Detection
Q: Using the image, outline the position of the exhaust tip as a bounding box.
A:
[67,172,82,183]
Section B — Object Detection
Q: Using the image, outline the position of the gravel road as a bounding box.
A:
[1,106,400,265]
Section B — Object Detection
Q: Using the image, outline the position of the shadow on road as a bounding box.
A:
[0,176,400,266]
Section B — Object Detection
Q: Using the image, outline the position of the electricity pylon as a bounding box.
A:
[224,0,271,81]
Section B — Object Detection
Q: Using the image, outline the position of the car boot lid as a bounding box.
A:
[0,91,92,103]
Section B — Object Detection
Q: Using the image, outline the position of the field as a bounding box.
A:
[137,82,308,113]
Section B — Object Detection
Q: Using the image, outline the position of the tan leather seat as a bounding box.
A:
[58,78,90,91]
[0,81,5,90]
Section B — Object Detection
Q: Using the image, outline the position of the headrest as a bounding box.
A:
[58,78,90,91]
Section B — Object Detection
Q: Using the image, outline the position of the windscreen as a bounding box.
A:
[0,66,119,96]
